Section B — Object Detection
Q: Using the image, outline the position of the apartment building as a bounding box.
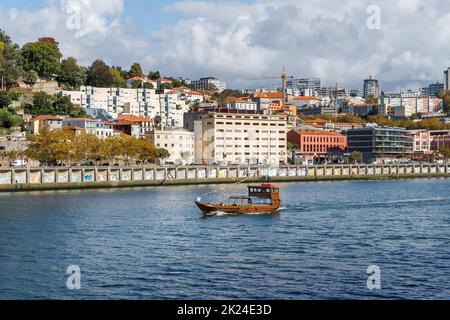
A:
[184,111,288,165]
[345,102,380,117]
[347,126,414,163]
[224,97,257,111]
[444,68,450,91]
[62,86,200,127]
[286,77,321,96]
[363,76,380,99]
[381,94,442,117]
[191,77,227,93]
[147,128,195,165]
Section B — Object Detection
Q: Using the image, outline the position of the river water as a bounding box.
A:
[0,179,449,300]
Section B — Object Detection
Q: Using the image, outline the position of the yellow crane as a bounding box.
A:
[246,66,288,109]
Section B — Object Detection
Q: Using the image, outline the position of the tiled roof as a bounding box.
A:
[225,97,251,103]
[253,92,283,99]
[128,76,150,82]
[117,114,151,123]
[293,96,318,100]
[30,115,62,122]
[157,78,173,83]
[186,90,203,95]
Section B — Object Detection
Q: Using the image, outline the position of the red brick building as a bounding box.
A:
[287,130,347,163]
[430,131,450,150]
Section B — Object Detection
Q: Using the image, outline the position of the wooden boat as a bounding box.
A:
[195,184,281,215]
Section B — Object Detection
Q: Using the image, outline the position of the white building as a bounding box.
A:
[191,77,227,93]
[382,94,442,117]
[62,86,201,128]
[184,111,288,165]
[363,76,380,99]
[147,128,195,165]
[224,97,257,111]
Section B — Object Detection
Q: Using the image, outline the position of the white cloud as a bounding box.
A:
[1,0,450,91]
[0,0,150,69]
[155,0,450,91]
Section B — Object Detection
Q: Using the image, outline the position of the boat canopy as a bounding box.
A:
[248,184,280,199]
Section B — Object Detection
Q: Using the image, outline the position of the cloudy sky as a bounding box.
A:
[1,0,450,91]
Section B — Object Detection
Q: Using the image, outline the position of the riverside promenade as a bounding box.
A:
[0,163,450,192]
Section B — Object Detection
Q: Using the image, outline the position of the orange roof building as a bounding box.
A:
[253,92,283,99]
[28,115,63,135]
[117,114,151,123]
[30,115,62,122]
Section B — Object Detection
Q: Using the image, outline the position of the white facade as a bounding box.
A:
[191,77,227,93]
[189,112,288,165]
[148,129,195,165]
[62,86,200,128]
[224,101,258,111]
[363,76,380,99]
[382,95,442,117]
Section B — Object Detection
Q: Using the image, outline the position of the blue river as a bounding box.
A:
[0,179,449,300]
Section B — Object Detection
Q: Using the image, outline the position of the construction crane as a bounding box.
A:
[245,66,288,109]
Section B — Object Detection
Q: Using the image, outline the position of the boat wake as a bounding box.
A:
[204,208,285,217]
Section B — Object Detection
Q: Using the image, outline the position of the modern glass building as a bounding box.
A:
[347,126,413,163]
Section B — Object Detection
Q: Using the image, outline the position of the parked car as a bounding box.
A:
[11,159,27,167]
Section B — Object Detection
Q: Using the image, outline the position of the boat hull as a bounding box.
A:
[195,201,279,215]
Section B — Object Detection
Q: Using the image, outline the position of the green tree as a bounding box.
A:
[24,69,39,86]
[154,115,162,128]
[157,148,170,161]
[0,108,23,128]
[438,90,450,114]
[53,95,85,117]
[0,91,20,108]
[26,91,54,115]
[58,57,87,89]
[287,142,298,150]
[148,70,160,80]
[110,67,127,88]
[128,63,144,78]
[350,151,363,164]
[86,59,114,87]
[0,91,12,108]
[0,29,23,89]
[21,39,62,77]
[439,147,450,162]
